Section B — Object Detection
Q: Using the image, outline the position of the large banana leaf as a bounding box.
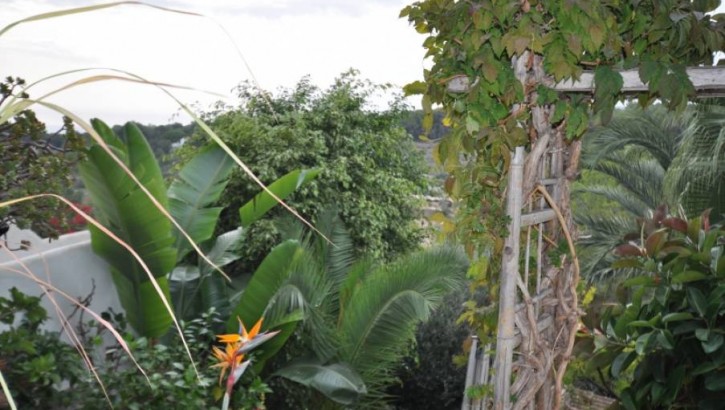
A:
[167,144,234,261]
[274,359,367,405]
[239,169,320,227]
[79,120,176,337]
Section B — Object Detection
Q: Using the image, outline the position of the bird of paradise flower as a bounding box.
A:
[212,317,278,410]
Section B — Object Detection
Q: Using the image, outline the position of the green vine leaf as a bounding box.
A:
[593,65,624,124]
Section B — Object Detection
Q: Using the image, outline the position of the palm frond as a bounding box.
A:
[583,104,692,169]
[589,155,665,210]
[573,185,651,218]
[337,246,468,395]
[665,105,725,220]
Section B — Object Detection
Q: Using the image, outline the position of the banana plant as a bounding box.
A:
[79,119,176,338]
[168,166,320,321]
[80,119,319,336]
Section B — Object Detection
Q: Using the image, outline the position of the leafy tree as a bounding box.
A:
[179,71,429,272]
[574,103,725,280]
[0,77,85,239]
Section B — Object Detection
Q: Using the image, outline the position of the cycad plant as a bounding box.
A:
[574,102,725,281]
[229,210,469,408]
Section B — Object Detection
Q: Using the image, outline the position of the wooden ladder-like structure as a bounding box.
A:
[463,143,576,410]
[460,63,725,410]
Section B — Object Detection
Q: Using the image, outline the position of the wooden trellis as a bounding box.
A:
[460,59,725,410]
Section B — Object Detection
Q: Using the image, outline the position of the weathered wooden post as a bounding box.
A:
[462,335,479,410]
[493,146,525,410]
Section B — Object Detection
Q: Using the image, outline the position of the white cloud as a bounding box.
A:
[1,0,425,127]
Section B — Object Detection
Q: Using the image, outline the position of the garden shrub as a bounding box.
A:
[591,209,725,409]
[0,288,84,409]
[0,289,271,409]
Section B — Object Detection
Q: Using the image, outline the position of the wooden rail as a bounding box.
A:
[447,66,725,96]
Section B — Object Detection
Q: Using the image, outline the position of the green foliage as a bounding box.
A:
[74,308,270,409]
[110,122,194,174]
[0,76,85,238]
[72,309,219,409]
[179,71,428,271]
[0,290,271,410]
[80,119,317,334]
[388,290,470,410]
[0,288,84,409]
[591,210,725,409]
[79,119,177,338]
[167,148,317,323]
[574,103,725,281]
[240,211,469,408]
[399,109,451,141]
[402,0,725,345]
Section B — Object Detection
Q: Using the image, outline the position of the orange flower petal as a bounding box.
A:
[217,334,241,343]
[248,317,264,340]
[237,317,249,342]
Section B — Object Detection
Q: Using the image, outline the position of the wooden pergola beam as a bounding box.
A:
[447,66,725,96]
[554,66,725,94]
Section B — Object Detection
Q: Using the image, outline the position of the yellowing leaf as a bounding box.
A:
[588,24,605,50]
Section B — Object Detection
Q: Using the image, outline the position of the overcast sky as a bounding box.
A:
[2,1,724,130]
[1,0,425,129]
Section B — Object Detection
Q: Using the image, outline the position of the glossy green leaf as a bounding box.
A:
[692,362,720,376]
[688,287,708,317]
[623,275,654,287]
[168,144,234,261]
[702,334,724,354]
[672,270,708,283]
[239,169,319,228]
[696,328,711,341]
[635,332,655,355]
[705,372,725,391]
[226,240,305,369]
[275,360,367,405]
[662,312,694,323]
[612,350,637,378]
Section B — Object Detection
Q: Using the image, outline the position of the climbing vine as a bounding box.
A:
[402,0,725,342]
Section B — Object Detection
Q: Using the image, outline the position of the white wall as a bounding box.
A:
[0,226,122,337]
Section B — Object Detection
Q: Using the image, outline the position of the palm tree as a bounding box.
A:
[231,209,469,409]
[665,99,725,221]
[574,102,724,281]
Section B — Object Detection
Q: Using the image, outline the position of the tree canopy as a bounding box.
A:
[0,77,84,239]
[177,71,429,272]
